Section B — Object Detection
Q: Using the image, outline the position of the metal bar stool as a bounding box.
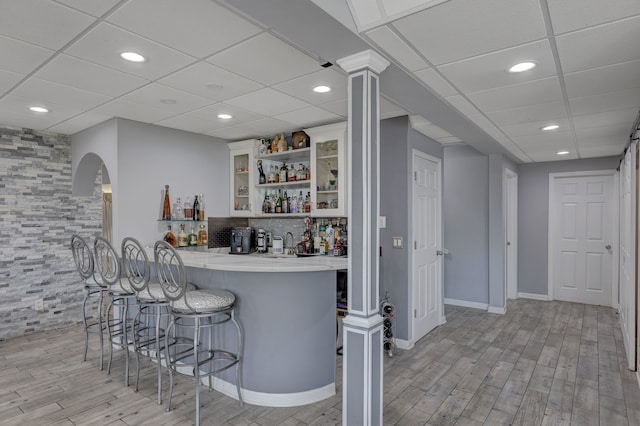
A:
[154,240,243,426]
[94,236,137,386]
[70,234,107,369]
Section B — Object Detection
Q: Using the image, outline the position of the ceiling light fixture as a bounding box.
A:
[557,150,569,155]
[541,124,560,131]
[218,113,232,120]
[120,51,146,63]
[507,61,536,73]
[313,85,331,93]
[28,106,48,113]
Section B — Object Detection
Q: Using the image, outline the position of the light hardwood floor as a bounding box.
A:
[1,299,639,425]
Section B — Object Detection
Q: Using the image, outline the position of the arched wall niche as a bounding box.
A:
[72,152,111,196]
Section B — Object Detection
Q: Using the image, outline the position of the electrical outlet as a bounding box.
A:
[35,298,44,312]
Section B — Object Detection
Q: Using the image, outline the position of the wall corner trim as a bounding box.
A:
[488,306,506,315]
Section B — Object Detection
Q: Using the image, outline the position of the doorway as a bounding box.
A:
[548,171,616,305]
[411,150,442,344]
[505,169,518,300]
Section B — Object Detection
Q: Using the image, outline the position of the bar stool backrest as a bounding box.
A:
[121,237,152,297]
[94,236,123,291]
[71,234,95,281]
[153,240,188,303]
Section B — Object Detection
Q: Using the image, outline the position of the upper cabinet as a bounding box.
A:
[308,122,347,217]
[228,140,255,217]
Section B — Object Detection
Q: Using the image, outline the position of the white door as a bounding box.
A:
[550,172,614,305]
[412,150,442,343]
[505,169,518,300]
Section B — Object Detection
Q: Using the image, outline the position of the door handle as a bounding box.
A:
[436,249,449,256]
[605,244,611,250]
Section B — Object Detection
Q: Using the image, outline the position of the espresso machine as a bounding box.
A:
[230,227,254,254]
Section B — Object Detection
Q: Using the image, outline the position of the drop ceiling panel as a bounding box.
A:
[0,70,23,94]
[159,62,264,102]
[225,88,311,117]
[92,99,176,123]
[511,131,574,149]
[47,111,111,135]
[186,103,264,128]
[487,101,569,127]
[437,40,556,93]
[154,114,218,135]
[569,87,640,116]
[0,0,95,50]
[274,106,342,128]
[556,15,640,73]
[0,35,54,75]
[272,69,348,105]
[547,0,640,35]
[579,145,626,158]
[54,0,122,17]
[35,55,149,97]
[501,118,571,138]
[120,84,213,114]
[380,97,407,119]
[237,117,296,136]
[12,78,111,110]
[206,126,256,141]
[365,26,429,71]
[65,23,195,80]
[467,77,563,112]
[208,33,320,86]
[575,125,628,145]
[564,60,640,99]
[0,94,84,127]
[392,0,547,65]
[572,108,639,130]
[413,68,457,97]
[108,0,262,59]
[529,151,579,162]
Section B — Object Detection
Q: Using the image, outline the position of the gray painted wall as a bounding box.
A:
[443,145,490,304]
[518,156,620,295]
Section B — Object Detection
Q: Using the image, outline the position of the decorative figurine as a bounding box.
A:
[292,130,309,149]
[257,160,266,184]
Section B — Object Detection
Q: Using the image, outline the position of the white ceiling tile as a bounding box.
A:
[108,0,261,59]
[547,0,640,35]
[569,87,640,116]
[381,0,451,19]
[225,88,311,117]
[467,77,563,112]
[206,126,255,141]
[235,118,297,137]
[0,35,54,75]
[365,26,429,71]
[556,15,640,73]
[120,84,213,114]
[47,111,111,135]
[528,151,579,162]
[0,70,23,94]
[35,54,149,97]
[273,68,347,105]
[274,106,342,128]
[511,131,575,149]
[65,23,195,80]
[0,94,84,128]
[187,103,264,128]
[0,0,95,50]
[565,60,640,99]
[414,68,457,98]
[445,95,482,117]
[319,99,348,117]
[572,108,639,130]
[501,118,571,138]
[159,62,264,102]
[12,78,111,110]
[437,40,557,93]
[54,0,122,17]
[154,114,217,135]
[392,0,547,65]
[208,33,320,86]
[579,145,626,158]
[487,101,568,126]
[348,0,383,28]
[575,125,629,145]
[92,99,176,123]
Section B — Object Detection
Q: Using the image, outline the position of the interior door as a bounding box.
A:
[550,173,614,306]
[505,169,518,300]
[412,150,442,343]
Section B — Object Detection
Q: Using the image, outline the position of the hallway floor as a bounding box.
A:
[1,299,639,425]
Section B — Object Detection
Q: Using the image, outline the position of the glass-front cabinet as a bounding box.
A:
[308,122,347,217]
[228,140,255,217]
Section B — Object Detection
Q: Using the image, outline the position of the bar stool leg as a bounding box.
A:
[106,299,114,375]
[133,307,143,392]
[231,310,244,406]
[155,306,163,405]
[194,317,201,426]
[123,298,130,387]
[98,291,105,370]
[165,319,176,413]
[82,290,90,362]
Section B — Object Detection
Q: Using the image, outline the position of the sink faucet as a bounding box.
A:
[285,232,295,255]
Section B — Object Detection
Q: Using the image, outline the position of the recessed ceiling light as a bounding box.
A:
[313,85,331,93]
[28,106,48,113]
[217,113,232,120]
[557,150,570,155]
[507,61,536,73]
[541,124,560,131]
[120,51,146,63]
[160,99,176,105]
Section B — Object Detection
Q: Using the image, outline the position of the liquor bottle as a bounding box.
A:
[275,190,283,213]
[304,192,312,213]
[188,225,198,246]
[193,195,200,221]
[164,224,177,247]
[199,194,205,220]
[282,190,289,213]
[268,165,275,183]
[198,224,208,246]
[178,224,188,247]
[258,160,266,184]
[280,163,288,182]
[288,163,296,182]
[162,185,171,220]
[326,219,335,254]
[173,197,183,220]
[263,193,271,214]
[290,192,297,214]
[275,166,280,183]
[183,196,192,219]
[297,191,304,214]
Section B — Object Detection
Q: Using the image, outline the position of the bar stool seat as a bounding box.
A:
[170,289,235,313]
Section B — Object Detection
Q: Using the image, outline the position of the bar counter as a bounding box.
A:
[147,247,347,407]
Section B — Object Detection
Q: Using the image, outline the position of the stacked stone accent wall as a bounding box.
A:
[0,125,102,339]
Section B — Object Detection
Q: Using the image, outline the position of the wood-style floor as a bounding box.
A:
[1,299,639,425]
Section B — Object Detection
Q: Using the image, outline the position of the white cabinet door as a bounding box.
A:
[228,140,255,217]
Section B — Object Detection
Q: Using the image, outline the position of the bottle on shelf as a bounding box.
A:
[258,160,266,184]
[188,225,198,246]
[262,193,271,214]
[173,197,183,220]
[326,219,335,254]
[290,192,297,214]
[164,224,176,247]
[183,196,192,219]
[280,163,288,183]
[275,165,280,183]
[162,185,171,220]
[193,195,200,221]
[282,190,289,213]
[178,224,188,247]
[297,190,304,214]
[198,194,205,220]
[275,190,283,213]
[198,224,208,246]
[304,192,312,213]
[268,165,276,184]
[288,163,296,182]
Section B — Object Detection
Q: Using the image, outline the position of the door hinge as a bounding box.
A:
[414,171,417,181]
[414,241,417,249]
[414,309,417,318]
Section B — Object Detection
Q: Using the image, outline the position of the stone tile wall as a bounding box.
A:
[0,126,102,340]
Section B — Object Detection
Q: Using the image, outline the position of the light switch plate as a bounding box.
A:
[392,236,403,248]
[379,216,386,228]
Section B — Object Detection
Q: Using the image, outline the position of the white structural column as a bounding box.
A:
[337,50,389,426]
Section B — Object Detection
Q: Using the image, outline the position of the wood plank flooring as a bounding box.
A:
[1,299,639,425]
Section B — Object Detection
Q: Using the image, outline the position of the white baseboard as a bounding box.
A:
[444,298,488,310]
[517,292,551,301]
[488,306,506,315]
[395,338,413,350]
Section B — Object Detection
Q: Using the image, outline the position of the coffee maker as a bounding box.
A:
[230,227,254,254]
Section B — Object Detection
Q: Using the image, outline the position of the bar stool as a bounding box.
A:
[94,236,137,386]
[70,234,107,369]
[154,240,243,426]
